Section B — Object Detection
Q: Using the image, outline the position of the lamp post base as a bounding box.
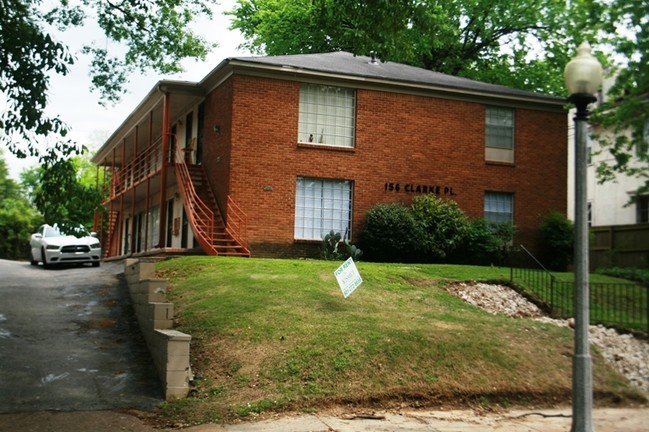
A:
[571,353,594,432]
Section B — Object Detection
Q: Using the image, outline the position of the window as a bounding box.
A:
[637,195,649,224]
[147,206,160,249]
[485,107,514,163]
[484,192,514,224]
[294,177,353,240]
[298,84,356,147]
[637,119,649,157]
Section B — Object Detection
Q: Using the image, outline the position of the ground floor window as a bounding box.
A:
[637,195,648,223]
[484,191,513,224]
[147,206,160,249]
[294,177,353,240]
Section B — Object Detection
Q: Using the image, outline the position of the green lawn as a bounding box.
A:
[155,256,646,425]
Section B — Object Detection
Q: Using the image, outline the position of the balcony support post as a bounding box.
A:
[158,92,171,249]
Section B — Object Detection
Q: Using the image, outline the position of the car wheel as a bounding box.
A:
[92,261,100,268]
[30,258,38,266]
[41,247,50,269]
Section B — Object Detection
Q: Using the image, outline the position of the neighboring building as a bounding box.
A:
[91,51,567,260]
[567,76,649,227]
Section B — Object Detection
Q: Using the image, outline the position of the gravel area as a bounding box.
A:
[445,282,649,394]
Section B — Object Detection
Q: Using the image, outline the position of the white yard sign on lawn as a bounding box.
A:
[334,257,363,298]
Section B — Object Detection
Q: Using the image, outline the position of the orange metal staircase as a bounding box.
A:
[93,209,119,258]
[174,149,250,257]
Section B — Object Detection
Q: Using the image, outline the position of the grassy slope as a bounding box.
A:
[155,256,645,424]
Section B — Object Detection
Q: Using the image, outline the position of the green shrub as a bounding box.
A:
[538,211,574,271]
[360,203,421,262]
[410,194,469,262]
[456,219,515,265]
[596,267,649,286]
[321,230,342,260]
[321,230,363,261]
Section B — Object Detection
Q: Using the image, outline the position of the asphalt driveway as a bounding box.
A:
[0,259,162,413]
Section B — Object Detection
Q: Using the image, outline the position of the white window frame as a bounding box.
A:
[298,84,356,147]
[294,177,353,240]
[484,192,514,224]
[485,106,515,163]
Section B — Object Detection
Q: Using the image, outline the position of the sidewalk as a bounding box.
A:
[183,407,649,432]
[2,407,646,431]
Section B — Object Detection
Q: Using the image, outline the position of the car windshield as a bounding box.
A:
[44,226,63,237]
[43,225,90,238]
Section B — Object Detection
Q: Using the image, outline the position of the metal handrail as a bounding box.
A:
[226,195,249,250]
[173,144,216,254]
[107,137,163,200]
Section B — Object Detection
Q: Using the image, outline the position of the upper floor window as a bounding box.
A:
[298,84,356,147]
[485,106,514,163]
[294,177,353,241]
[484,191,514,224]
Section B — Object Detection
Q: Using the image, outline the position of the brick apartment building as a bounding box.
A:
[91,51,567,260]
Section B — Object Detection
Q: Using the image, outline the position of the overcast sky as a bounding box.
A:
[6,0,251,180]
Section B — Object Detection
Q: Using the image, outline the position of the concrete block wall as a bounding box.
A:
[124,258,192,400]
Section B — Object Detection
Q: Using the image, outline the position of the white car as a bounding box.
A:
[30,224,102,268]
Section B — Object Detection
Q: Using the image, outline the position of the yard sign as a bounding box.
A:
[334,257,363,298]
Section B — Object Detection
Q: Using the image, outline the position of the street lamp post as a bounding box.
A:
[564,41,603,432]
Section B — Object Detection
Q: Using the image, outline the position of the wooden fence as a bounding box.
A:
[590,223,649,270]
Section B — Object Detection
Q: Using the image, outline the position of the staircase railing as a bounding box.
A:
[92,209,119,258]
[174,145,216,255]
[510,244,565,316]
[226,195,249,252]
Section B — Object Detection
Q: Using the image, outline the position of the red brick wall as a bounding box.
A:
[202,80,234,213]
[201,75,567,257]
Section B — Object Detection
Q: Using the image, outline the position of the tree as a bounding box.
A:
[589,0,649,200]
[1,0,218,161]
[229,0,597,95]
[0,149,42,259]
[27,151,105,233]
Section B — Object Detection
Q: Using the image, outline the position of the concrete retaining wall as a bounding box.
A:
[124,259,192,400]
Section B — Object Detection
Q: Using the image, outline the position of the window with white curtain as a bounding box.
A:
[298,84,356,147]
[485,106,515,163]
[486,107,514,148]
[484,192,514,224]
[294,177,353,240]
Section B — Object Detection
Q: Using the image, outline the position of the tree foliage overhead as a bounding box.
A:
[0,0,218,161]
[229,0,596,95]
[589,0,649,199]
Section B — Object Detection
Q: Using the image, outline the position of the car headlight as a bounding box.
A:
[90,242,101,249]
[46,245,60,250]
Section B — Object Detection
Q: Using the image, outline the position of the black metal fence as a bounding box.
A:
[510,245,648,334]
